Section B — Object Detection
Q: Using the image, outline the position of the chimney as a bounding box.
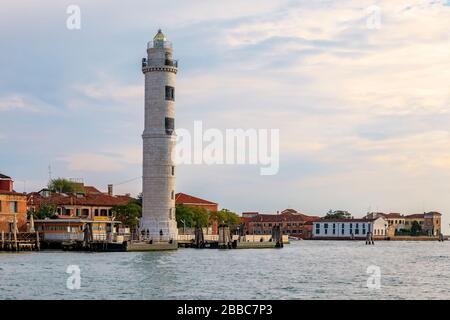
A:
[0,174,13,192]
[107,184,113,196]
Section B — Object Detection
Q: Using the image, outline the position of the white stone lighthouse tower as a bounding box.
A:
[141,29,178,242]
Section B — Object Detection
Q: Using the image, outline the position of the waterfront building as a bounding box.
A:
[34,217,124,245]
[312,217,388,240]
[423,212,441,236]
[243,209,320,239]
[175,193,218,212]
[365,211,441,236]
[0,173,27,233]
[365,212,405,236]
[140,29,178,242]
[27,184,135,220]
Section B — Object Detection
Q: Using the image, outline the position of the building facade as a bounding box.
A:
[312,217,388,240]
[141,29,178,241]
[244,209,320,239]
[365,211,441,236]
[27,185,134,220]
[0,174,27,232]
[423,212,441,236]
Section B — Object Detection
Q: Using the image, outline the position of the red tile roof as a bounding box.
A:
[250,213,321,223]
[404,214,424,219]
[0,173,12,179]
[313,218,376,223]
[175,193,217,205]
[0,190,25,196]
[27,192,135,207]
[83,186,102,194]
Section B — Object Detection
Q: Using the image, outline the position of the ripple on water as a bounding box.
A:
[1,241,450,299]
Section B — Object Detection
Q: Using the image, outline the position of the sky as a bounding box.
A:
[0,1,449,230]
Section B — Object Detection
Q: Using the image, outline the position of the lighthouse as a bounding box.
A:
[141,29,178,243]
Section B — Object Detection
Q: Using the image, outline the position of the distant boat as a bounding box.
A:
[289,236,302,241]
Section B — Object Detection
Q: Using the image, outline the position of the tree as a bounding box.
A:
[209,209,241,227]
[175,204,209,229]
[410,221,422,236]
[176,204,194,228]
[29,204,57,219]
[324,209,352,219]
[48,178,84,193]
[111,203,142,229]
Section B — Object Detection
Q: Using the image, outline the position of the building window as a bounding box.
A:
[94,209,99,216]
[82,208,89,216]
[165,86,175,101]
[0,200,2,212]
[171,190,174,200]
[9,201,18,213]
[172,166,175,175]
[165,117,175,135]
[315,224,320,234]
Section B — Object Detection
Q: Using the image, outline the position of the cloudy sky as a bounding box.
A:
[1,1,449,228]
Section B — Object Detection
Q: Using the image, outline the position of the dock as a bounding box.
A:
[177,226,286,249]
[1,231,41,252]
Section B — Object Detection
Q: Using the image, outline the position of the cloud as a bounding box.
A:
[58,146,141,173]
[0,94,60,114]
[1,0,450,231]
[0,95,27,112]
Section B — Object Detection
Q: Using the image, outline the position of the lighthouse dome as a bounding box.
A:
[154,29,166,41]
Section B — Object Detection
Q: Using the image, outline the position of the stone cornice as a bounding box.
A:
[142,66,177,74]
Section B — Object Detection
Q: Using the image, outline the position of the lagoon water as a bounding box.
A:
[1,241,450,299]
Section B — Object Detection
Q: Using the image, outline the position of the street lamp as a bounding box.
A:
[180,219,186,235]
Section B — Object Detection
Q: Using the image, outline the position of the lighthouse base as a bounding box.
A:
[125,240,178,252]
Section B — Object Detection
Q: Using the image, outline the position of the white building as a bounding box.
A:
[312,217,388,239]
[140,30,178,241]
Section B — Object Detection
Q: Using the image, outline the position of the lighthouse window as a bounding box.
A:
[171,166,175,175]
[165,117,174,135]
[165,86,175,101]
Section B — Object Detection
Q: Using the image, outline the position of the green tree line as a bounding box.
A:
[176,205,240,229]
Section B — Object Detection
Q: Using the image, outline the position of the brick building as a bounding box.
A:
[27,184,135,220]
[175,193,218,212]
[0,173,28,232]
[243,209,320,239]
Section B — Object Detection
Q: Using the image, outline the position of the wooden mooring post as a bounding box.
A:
[365,232,374,245]
[218,226,232,249]
[35,231,41,251]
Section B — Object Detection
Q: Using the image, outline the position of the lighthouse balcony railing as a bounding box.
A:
[164,59,178,67]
